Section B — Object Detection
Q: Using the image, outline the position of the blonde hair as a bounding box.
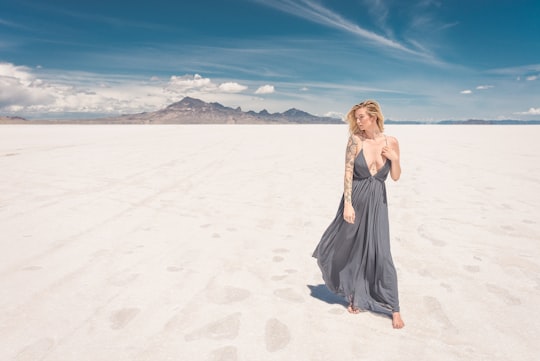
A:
[346,99,385,135]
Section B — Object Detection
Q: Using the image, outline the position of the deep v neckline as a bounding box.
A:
[359,148,387,176]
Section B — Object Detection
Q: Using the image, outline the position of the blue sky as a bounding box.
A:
[1,0,539,121]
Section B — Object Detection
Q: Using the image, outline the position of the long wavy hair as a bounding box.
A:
[346,99,385,135]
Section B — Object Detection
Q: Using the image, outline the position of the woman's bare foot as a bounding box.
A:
[347,303,361,314]
[392,312,405,329]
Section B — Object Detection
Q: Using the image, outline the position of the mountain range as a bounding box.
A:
[1,97,539,124]
[0,97,343,124]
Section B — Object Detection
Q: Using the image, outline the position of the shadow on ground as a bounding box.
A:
[307,284,348,307]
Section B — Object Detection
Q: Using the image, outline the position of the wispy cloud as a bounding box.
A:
[55,8,175,32]
[486,64,540,76]
[417,0,442,7]
[9,2,174,32]
[0,18,33,30]
[252,0,435,61]
[460,90,472,94]
[476,85,494,90]
[438,21,459,31]
[363,0,392,36]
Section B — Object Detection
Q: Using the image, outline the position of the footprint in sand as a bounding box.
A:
[21,265,42,271]
[417,224,446,247]
[166,266,183,272]
[270,269,298,280]
[423,296,454,330]
[464,265,480,273]
[207,346,238,361]
[418,268,433,278]
[486,284,521,305]
[328,307,345,315]
[15,338,55,361]
[109,273,140,287]
[109,308,140,329]
[184,313,241,341]
[440,283,453,292]
[206,286,251,304]
[272,256,284,263]
[273,248,290,254]
[500,225,514,232]
[257,219,274,229]
[265,318,291,352]
[274,288,305,303]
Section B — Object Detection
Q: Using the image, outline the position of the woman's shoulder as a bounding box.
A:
[384,134,399,145]
[347,132,363,143]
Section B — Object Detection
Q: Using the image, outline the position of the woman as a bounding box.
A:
[312,100,405,329]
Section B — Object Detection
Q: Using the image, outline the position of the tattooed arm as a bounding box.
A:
[343,134,359,223]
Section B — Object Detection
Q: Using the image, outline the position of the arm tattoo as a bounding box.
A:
[344,135,358,204]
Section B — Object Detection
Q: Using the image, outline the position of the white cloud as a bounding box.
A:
[255,85,275,94]
[476,85,493,90]
[218,82,247,93]
[526,75,538,81]
[0,63,33,84]
[0,63,55,107]
[0,62,171,116]
[167,74,248,94]
[0,62,258,117]
[516,107,540,115]
[325,111,344,119]
[460,90,472,94]
[300,87,309,91]
[167,74,214,91]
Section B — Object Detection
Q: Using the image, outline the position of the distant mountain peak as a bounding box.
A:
[167,96,206,109]
[283,108,311,117]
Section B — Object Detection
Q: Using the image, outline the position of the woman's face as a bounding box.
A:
[355,108,373,130]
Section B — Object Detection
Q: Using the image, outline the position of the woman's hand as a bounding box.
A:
[343,203,355,224]
[382,146,398,162]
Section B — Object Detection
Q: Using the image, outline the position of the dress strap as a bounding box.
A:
[384,135,388,146]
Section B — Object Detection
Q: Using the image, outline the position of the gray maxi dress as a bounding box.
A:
[312,144,400,316]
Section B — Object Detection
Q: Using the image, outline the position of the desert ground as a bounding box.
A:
[1,124,539,361]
